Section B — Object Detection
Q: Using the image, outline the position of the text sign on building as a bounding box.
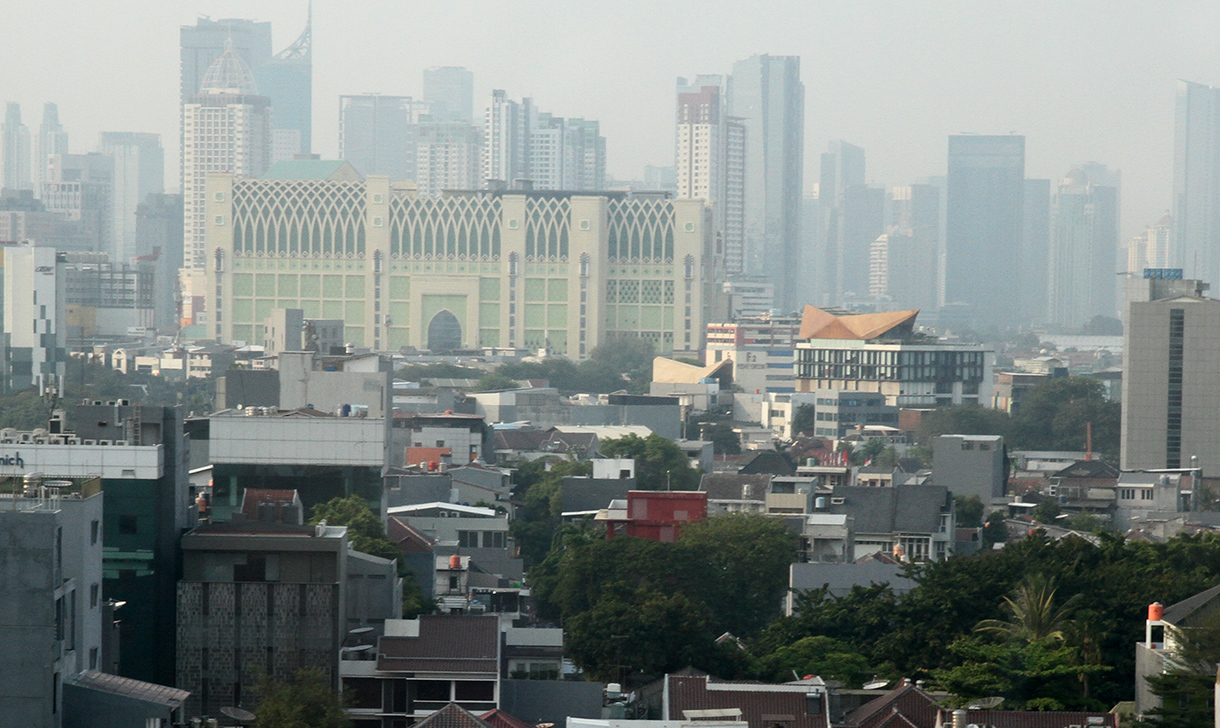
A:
[0,453,25,468]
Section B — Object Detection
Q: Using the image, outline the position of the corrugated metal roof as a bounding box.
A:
[64,670,190,708]
[666,675,827,728]
[377,615,499,674]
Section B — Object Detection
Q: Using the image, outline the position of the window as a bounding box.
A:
[89,647,98,670]
[458,531,479,548]
[90,520,99,544]
[482,531,505,549]
[436,440,445,448]
[90,583,99,608]
[1141,489,1154,501]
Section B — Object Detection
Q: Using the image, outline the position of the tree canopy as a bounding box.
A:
[599,433,700,491]
[532,513,796,684]
[253,668,350,728]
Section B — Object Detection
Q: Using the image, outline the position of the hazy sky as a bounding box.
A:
[2,1,1216,241]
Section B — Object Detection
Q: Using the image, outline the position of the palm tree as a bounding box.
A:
[975,573,1079,643]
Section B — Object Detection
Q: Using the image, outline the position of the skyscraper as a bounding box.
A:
[42,152,114,254]
[181,43,271,271]
[945,135,1025,328]
[1020,178,1051,325]
[729,55,804,311]
[415,120,481,196]
[482,92,605,191]
[1128,214,1173,272]
[35,103,69,198]
[1,103,32,191]
[1173,80,1220,284]
[423,66,475,124]
[483,90,527,185]
[675,76,746,276]
[181,15,312,160]
[1048,165,1119,327]
[814,141,866,303]
[338,95,422,180]
[888,184,941,311]
[98,132,164,262]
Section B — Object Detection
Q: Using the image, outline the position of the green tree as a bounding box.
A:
[507,458,592,566]
[473,373,518,391]
[1010,377,1118,456]
[254,668,351,728]
[956,495,985,528]
[916,405,1011,445]
[850,439,887,466]
[975,574,1079,643]
[932,636,1107,709]
[679,514,797,637]
[309,495,398,561]
[792,404,816,435]
[600,433,700,490]
[760,635,872,686]
[982,511,1008,547]
[565,588,717,682]
[1031,500,1061,524]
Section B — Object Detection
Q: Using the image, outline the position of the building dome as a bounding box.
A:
[199,40,259,95]
[1062,168,1088,187]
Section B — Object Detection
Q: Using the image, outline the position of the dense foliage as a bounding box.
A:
[600,433,701,490]
[763,533,1220,709]
[916,376,1120,460]
[309,496,432,618]
[253,668,350,728]
[496,339,656,395]
[529,513,797,684]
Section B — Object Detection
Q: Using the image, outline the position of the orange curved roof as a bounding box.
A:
[798,305,920,340]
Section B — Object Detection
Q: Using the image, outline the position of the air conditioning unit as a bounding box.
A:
[97,440,112,446]
[831,497,846,505]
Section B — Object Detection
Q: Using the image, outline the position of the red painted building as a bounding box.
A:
[602,490,708,542]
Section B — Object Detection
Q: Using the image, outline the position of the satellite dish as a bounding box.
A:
[968,697,1004,709]
[863,680,890,690]
[221,706,256,723]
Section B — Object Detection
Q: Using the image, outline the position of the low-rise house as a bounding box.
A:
[661,673,829,728]
[598,490,708,542]
[820,484,954,562]
[787,553,915,615]
[841,679,1116,728]
[1135,584,1220,717]
[341,616,501,725]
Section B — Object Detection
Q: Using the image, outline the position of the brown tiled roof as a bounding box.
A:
[960,711,1116,728]
[414,703,494,728]
[480,708,537,728]
[665,675,827,728]
[843,683,1117,728]
[845,684,939,728]
[387,517,436,553]
[377,615,499,674]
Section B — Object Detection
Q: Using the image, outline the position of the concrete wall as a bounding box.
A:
[0,508,64,727]
[932,435,1005,501]
[345,550,403,633]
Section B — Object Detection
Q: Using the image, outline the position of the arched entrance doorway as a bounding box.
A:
[427,310,462,352]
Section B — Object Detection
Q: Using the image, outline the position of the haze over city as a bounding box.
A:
[5,1,1220,238]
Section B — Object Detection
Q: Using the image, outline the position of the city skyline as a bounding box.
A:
[3,2,1217,243]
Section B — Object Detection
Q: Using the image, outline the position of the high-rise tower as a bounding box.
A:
[675,76,745,276]
[338,95,422,180]
[945,135,1025,328]
[35,103,69,198]
[181,43,271,271]
[423,67,474,124]
[98,132,164,262]
[728,55,804,311]
[1048,165,1119,327]
[1173,79,1220,284]
[2,103,32,192]
[181,13,312,161]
